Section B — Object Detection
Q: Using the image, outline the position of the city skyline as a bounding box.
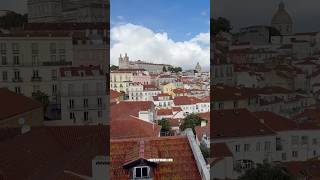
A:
[214,0,320,32]
[110,0,210,71]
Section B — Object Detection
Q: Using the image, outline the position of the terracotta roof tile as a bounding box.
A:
[110,136,201,179]
[0,88,43,120]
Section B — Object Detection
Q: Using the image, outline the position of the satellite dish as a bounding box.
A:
[18,118,25,125]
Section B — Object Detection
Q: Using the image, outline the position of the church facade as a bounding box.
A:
[271,2,293,36]
[118,54,172,73]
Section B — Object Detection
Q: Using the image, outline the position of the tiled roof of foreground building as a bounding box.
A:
[110,136,202,179]
[0,125,108,180]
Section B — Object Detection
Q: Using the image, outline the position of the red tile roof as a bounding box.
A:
[110,101,154,121]
[110,116,160,139]
[0,88,43,120]
[156,109,173,116]
[211,143,232,158]
[0,125,108,180]
[282,159,320,179]
[110,136,201,179]
[212,109,275,139]
[110,90,122,99]
[173,96,202,105]
[195,124,210,141]
[254,111,298,131]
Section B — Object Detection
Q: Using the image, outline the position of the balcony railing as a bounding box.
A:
[12,78,23,82]
[61,91,106,97]
[68,104,106,110]
[31,76,42,82]
[42,61,72,66]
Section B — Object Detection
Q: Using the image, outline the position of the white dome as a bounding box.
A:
[271,2,293,25]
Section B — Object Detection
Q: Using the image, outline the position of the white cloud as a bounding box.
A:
[117,16,124,20]
[110,23,209,71]
[201,11,207,16]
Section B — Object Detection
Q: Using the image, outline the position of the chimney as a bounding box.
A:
[259,118,265,124]
[200,120,207,127]
[92,156,109,180]
[21,124,31,134]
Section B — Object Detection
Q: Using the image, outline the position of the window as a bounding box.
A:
[12,43,19,54]
[98,111,102,118]
[13,56,20,65]
[218,102,224,109]
[233,101,238,108]
[235,144,240,152]
[84,111,89,121]
[264,141,271,152]
[51,55,56,62]
[69,99,74,108]
[31,43,38,54]
[69,112,75,120]
[313,138,317,145]
[282,153,286,161]
[301,136,308,145]
[256,142,260,152]
[33,85,40,93]
[83,99,88,108]
[52,84,57,95]
[134,166,150,178]
[32,55,39,66]
[292,151,298,158]
[291,136,299,146]
[50,43,56,54]
[0,43,6,54]
[15,87,21,94]
[97,97,102,106]
[2,71,7,81]
[1,56,7,65]
[244,144,250,152]
[276,137,282,151]
[51,70,57,80]
[14,71,20,80]
[33,70,39,77]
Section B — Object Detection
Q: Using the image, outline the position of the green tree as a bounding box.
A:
[162,66,167,72]
[0,11,27,30]
[200,144,209,159]
[110,65,119,71]
[158,118,170,134]
[239,163,294,180]
[211,17,232,35]
[180,114,205,133]
[32,91,50,113]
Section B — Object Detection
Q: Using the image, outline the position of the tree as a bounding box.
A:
[180,114,205,133]
[162,66,167,72]
[211,17,232,35]
[200,144,209,159]
[110,65,119,71]
[158,118,170,135]
[0,11,27,30]
[32,91,50,113]
[239,162,294,180]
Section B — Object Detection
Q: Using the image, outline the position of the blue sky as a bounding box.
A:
[111,0,210,42]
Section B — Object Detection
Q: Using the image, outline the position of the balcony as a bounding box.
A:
[31,76,42,82]
[68,104,106,110]
[42,61,72,66]
[61,91,106,97]
[12,78,23,82]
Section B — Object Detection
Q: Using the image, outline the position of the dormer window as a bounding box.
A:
[134,166,150,179]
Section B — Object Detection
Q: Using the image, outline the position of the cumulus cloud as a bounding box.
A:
[110,23,209,71]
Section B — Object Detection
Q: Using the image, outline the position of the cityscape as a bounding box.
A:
[212,1,320,179]
[0,0,320,179]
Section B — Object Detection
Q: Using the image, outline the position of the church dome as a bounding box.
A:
[271,2,293,25]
